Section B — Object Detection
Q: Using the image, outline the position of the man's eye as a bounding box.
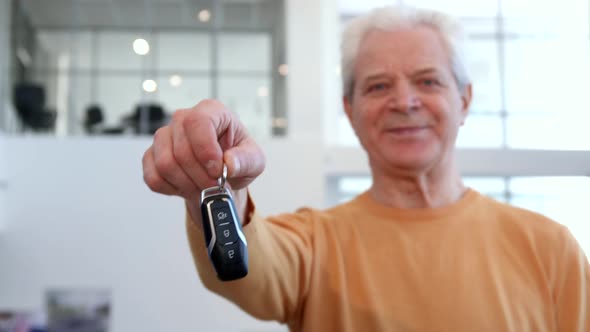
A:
[368,83,387,92]
[421,78,440,86]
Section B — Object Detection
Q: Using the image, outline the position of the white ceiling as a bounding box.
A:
[20,0,277,30]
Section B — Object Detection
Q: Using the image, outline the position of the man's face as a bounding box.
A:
[344,26,471,173]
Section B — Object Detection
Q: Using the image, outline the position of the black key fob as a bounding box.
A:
[199,167,248,281]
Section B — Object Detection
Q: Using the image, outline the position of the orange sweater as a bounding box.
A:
[186,189,589,331]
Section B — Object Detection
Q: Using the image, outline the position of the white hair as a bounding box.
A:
[341,5,470,98]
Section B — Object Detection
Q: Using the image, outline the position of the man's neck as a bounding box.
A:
[368,164,466,210]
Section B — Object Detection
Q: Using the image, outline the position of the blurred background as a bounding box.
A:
[3,0,285,139]
[0,0,589,331]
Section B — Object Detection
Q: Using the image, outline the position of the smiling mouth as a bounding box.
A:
[387,126,429,135]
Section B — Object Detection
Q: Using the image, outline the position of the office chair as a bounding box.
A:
[124,103,169,135]
[13,83,57,132]
[83,104,104,134]
[83,104,126,135]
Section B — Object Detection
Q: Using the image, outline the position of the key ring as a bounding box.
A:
[217,164,227,190]
[201,164,230,204]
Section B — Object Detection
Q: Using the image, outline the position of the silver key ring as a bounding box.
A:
[217,164,227,189]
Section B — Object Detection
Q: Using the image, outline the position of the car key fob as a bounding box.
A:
[200,164,248,281]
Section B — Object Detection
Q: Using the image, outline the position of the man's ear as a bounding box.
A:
[459,83,472,125]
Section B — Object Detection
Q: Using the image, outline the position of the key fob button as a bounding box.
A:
[215,222,238,244]
[214,242,241,265]
[212,207,232,225]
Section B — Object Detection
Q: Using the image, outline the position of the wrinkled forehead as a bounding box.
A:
[354,26,453,76]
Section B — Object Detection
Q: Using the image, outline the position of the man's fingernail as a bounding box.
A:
[233,156,240,175]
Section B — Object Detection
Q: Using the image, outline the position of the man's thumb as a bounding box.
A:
[223,141,265,181]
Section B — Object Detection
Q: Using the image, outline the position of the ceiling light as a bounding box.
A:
[198,10,211,22]
[143,80,157,93]
[133,38,150,55]
[257,86,269,97]
[169,75,183,87]
[278,64,289,76]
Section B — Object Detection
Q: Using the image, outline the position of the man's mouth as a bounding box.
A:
[387,126,429,135]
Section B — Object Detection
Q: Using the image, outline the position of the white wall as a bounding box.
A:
[286,0,338,140]
[0,137,323,331]
[0,135,5,232]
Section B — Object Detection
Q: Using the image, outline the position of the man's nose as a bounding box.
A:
[387,82,421,113]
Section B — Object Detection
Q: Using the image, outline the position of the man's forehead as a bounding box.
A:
[357,27,448,59]
[355,54,449,76]
[354,28,452,78]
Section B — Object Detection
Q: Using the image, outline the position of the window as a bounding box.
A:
[16,1,286,137]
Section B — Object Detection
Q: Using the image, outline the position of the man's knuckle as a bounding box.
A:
[141,151,149,165]
[154,154,176,175]
[144,173,162,192]
[171,109,186,123]
[184,109,208,128]
[173,143,192,166]
[197,99,221,108]
[153,127,167,140]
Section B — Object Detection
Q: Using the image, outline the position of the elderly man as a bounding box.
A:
[142,5,589,332]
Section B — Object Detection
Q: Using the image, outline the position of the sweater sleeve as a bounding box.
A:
[185,195,315,325]
[552,226,589,332]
